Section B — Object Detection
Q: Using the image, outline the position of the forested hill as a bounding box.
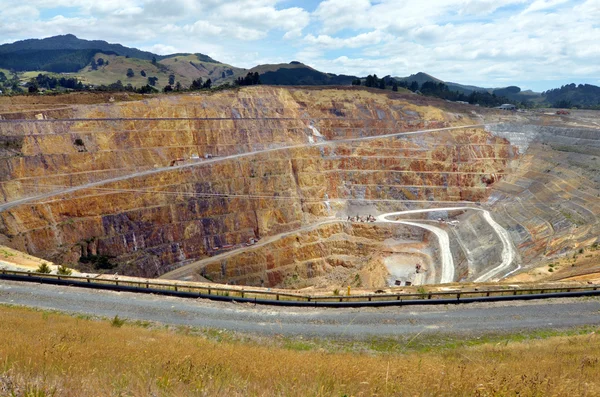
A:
[0,34,218,72]
[247,62,356,86]
[543,84,600,109]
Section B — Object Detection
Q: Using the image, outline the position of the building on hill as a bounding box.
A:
[496,104,516,110]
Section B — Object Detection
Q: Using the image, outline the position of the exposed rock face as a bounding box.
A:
[486,123,600,264]
[0,87,519,283]
[181,221,426,289]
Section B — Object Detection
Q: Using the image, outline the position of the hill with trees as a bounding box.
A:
[1,34,599,109]
[542,84,600,109]
[0,34,219,73]
[245,62,355,86]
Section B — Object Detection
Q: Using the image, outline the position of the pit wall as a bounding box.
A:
[452,211,504,280]
[192,221,424,289]
[486,123,600,266]
[0,87,457,203]
[0,149,306,278]
[0,89,518,278]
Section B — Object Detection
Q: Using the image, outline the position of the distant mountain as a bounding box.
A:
[395,72,443,86]
[446,82,489,94]
[0,48,103,73]
[0,34,219,72]
[394,72,485,94]
[245,61,356,86]
[3,34,598,109]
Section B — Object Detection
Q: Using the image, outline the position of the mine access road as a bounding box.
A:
[376,207,519,283]
[0,280,599,338]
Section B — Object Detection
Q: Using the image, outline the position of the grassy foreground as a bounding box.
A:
[0,305,599,396]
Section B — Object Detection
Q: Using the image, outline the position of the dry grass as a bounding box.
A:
[1,306,599,396]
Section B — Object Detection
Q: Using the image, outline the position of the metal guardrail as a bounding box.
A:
[1,269,599,307]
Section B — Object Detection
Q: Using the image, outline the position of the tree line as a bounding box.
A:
[542,83,600,109]
[352,74,525,108]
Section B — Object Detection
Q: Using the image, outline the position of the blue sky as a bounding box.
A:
[1,0,599,91]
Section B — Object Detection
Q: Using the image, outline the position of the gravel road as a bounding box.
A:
[378,207,518,283]
[1,280,598,339]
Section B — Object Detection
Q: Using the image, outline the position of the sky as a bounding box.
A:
[1,0,599,91]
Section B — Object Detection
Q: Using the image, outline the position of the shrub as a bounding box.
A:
[111,315,125,328]
[36,263,52,274]
[57,265,72,276]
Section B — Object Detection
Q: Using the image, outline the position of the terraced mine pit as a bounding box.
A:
[1,87,599,290]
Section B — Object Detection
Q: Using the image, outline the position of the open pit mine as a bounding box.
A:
[1,87,599,292]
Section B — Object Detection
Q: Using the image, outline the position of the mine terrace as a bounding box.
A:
[1,86,599,294]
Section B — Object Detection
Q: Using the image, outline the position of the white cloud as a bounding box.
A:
[146,43,178,55]
[523,0,570,13]
[304,30,390,49]
[0,0,598,90]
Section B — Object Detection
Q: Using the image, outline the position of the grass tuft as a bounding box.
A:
[110,315,126,328]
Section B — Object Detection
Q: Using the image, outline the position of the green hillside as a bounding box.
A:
[543,84,600,108]
[1,34,598,108]
[244,62,355,85]
[0,49,103,73]
[0,34,218,75]
[159,54,244,87]
[395,72,443,86]
[1,34,178,61]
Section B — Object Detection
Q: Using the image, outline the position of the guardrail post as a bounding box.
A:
[241,290,244,298]
[513,290,517,295]
[540,289,544,294]
[146,282,149,289]
[457,293,460,300]
[486,291,490,297]
[368,296,372,302]
[208,288,211,295]
[276,294,279,301]
[428,293,432,299]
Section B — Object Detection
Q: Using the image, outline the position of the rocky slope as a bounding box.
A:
[4,87,580,288]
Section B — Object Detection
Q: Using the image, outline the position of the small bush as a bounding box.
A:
[36,263,52,274]
[548,268,554,272]
[333,289,340,296]
[57,265,72,276]
[111,315,125,328]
